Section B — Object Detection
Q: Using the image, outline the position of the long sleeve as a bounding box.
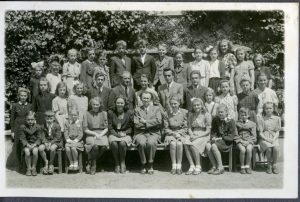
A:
[34,127,43,146]
[108,90,117,110]
[10,104,16,132]
[80,61,87,85]
[168,57,174,70]
[19,126,28,146]
[110,58,118,87]
[134,108,146,130]
[64,121,70,140]
[218,60,226,78]
[108,112,118,137]
[178,84,184,106]
[51,124,62,144]
[150,57,157,83]
[223,119,237,142]
[76,121,84,141]
[145,108,162,129]
[125,112,134,135]
[32,95,37,112]
[250,124,257,144]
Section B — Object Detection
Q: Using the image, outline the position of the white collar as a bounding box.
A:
[19,101,28,105]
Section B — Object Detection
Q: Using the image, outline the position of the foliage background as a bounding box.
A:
[5,10,284,102]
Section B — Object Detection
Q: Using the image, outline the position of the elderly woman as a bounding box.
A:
[108,96,133,174]
[163,96,188,175]
[83,97,108,175]
[184,98,212,175]
[134,91,162,175]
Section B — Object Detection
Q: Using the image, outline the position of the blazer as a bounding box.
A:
[211,117,237,145]
[158,82,184,111]
[184,85,208,111]
[134,105,162,136]
[132,54,156,85]
[153,56,174,85]
[80,60,98,90]
[108,85,135,110]
[110,55,132,87]
[174,63,191,88]
[108,110,134,137]
[87,86,111,111]
[19,124,43,147]
[41,122,63,148]
[10,102,32,134]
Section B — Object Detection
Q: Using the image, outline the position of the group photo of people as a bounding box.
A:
[4,9,287,192]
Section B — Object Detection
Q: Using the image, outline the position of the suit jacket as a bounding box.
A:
[19,123,43,147]
[108,110,133,137]
[108,85,135,110]
[41,122,63,147]
[153,56,174,85]
[174,63,191,88]
[184,85,208,111]
[80,60,98,90]
[134,105,162,136]
[10,102,32,134]
[158,82,184,111]
[110,55,132,87]
[132,54,156,85]
[87,86,111,111]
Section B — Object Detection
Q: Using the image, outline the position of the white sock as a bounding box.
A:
[244,165,249,168]
[177,164,182,169]
[241,165,245,169]
[172,164,177,169]
[195,165,202,171]
[189,165,195,171]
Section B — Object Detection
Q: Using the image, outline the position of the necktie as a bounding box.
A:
[122,58,126,66]
[125,86,128,97]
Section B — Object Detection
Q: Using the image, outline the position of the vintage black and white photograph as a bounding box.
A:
[0,1,298,199]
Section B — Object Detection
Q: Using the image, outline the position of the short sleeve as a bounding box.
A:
[232,95,238,106]
[248,61,255,70]
[275,116,282,131]
[256,116,264,132]
[82,112,88,129]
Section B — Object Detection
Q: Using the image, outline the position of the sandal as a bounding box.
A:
[48,165,54,174]
[42,166,48,175]
[185,167,195,175]
[193,168,202,175]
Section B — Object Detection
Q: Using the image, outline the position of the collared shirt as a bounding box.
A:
[167,81,174,90]
[209,59,220,78]
[46,123,53,136]
[171,108,181,116]
[98,85,104,94]
[19,101,28,106]
[141,54,146,65]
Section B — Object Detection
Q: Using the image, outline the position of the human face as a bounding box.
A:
[122,74,131,87]
[58,87,66,97]
[158,46,167,58]
[217,108,227,120]
[69,112,78,122]
[241,81,251,93]
[220,82,230,94]
[192,101,202,113]
[96,76,105,87]
[175,54,183,66]
[191,73,200,86]
[117,45,126,56]
[236,50,245,62]
[26,116,35,127]
[51,61,60,75]
[45,115,54,125]
[39,81,48,92]
[68,52,77,63]
[140,77,149,89]
[139,45,146,55]
[75,84,83,95]
[170,100,180,111]
[141,93,151,107]
[88,50,95,61]
[35,68,42,77]
[239,111,248,122]
[163,70,173,84]
[194,49,203,61]
[98,56,107,66]
[19,92,28,103]
[116,98,125,112]
[258,76,267,89]
[254,57,263,67]
[205,92,213,103]
[220,42,228,54]
[264,104,274,116]
[209,50,218,61]
[91,101,101,112]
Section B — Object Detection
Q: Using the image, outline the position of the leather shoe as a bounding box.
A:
[114,166,120,173]
[240,168,246,174]
[207,167,216,174]
[31,168,37,176]
[246,168,252,174]
[176,169,183,175]
[170,169,176,175]
[212,168,224,175]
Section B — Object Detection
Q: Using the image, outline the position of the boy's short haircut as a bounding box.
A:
[94,71,106,80]
[239,76,251,85]
[239,107,249,115]
[190,70,201,78]
[49,55,60,64]
[68,48,77,56]
[26,111,36,119]
[193,45,204,53]
[121,71,132,78]
[175,51,184,58]
[89,96,103,107]
[163,67,174,75]
[219,79,230,86]
[217,103,229,113]
[44,110,54,117]
[140,91,153,100]
[116,40,127,48]
[158,43,167,49]
[135,39,148,48]
[257,73,268,80]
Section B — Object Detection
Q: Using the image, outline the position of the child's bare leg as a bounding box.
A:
[32,147,39,168]
[38,144,48,166]
[71,147,78,164]
[265,148,272,165]
[169,141,176,169]
[65,146,73,164]
[190,146,200,167]
[24,148,31,170]
[49,144,58,165]
[211,144,223,169]
[245,144,253,167]
[237,143,246,167]
[272,146,279,165]
[206,143,217,168]
[184,145,194,167]
[176,141,183,166]
[119,141,127,168]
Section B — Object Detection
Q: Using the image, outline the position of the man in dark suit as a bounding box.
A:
[87,71,111,111]
[158,68,184,112]
[132,39,156,89]
[108,71,135,110]
[184,70,208,111]
[110,40,132,87]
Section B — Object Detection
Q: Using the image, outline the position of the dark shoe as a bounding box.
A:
[86,163,91,174]
[114,166,120,173]
[266,165,272,174]
[31,168,37,176]
[212,168,224,175]
[171,169,176,175]
[272,165,279,174]
[240,168,246,174]
[176,169,183,175]
[48,165,54,175]
[26,169,31,176]
[120,166,126,174]
[207,167,217,174]
[148,167,154,175]
[90,166,96,175]
[246,168,252,174]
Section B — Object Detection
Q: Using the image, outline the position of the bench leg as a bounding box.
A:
[229,148,232,172]
[57,150,62,174]
[78,152,83,173]
[65,152,69,174]
[252,148,257,170]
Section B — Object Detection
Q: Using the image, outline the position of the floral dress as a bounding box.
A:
[215,93,238,121]
[184,112,212,156]
[52,96,68,131]
[233,61,254,94]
